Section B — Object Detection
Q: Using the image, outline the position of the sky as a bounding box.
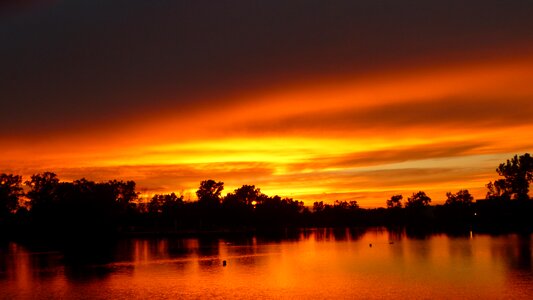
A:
[1,0,533,207]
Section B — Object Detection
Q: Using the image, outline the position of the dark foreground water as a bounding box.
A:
[1,228,533,299]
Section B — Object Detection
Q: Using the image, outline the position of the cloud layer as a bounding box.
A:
[1,1,533,206]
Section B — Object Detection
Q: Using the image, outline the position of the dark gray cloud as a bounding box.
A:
[2,0,533,135]
[233,96,533,135]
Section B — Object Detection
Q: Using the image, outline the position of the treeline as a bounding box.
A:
[0,153,532,238]
[0,174,312,237]
[375,153,533,231]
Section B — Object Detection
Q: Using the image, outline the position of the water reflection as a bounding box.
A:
[512,235,532,272]
[1,229,533,299]
[311,227,365,242]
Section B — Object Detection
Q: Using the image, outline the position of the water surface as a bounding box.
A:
[1,228,532,299]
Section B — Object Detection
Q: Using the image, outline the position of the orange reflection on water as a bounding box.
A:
[1,230,532,298]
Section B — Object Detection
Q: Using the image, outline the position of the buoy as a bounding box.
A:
[222,260,227,266]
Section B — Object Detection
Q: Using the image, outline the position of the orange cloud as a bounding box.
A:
[2,55,533,207]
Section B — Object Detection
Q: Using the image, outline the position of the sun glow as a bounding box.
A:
[2,55,533,207]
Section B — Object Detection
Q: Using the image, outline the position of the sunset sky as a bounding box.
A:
[1,0,533,207]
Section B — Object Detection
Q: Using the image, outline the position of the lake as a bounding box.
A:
[1,228,532,299]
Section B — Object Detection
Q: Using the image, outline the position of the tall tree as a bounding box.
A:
[149,193,183,214]
[0,174,23,217]
[108,180,138,213]
[386,195,403,209]
[25,172,60,214]
[494,153,533,200]
[313,201,325,213]
[196,180,224,207]
[405,191,431,209]
[486,179,512,200]
[226,185,265,206]
[445,190,473,207]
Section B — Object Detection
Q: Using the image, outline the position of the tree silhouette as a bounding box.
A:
[196,180,224,207]
[386,195,403,209]
[108,180,138,214]
[349,201,360,210]
[25,172,60,216]
[148,193,184,230]
[150,193,181,214]
[3,154,532,237]
[313,201,325,213]
[405,191,431,208]
[231,185,265,206]
[436,189,475,226]
[58,178,116,234]
[221,185,264,226]
[255,195,306,227]
[493,153,533,200]
[445,190,473,207]
[0,174,23,217]
[486,179,512,200]
[333,200,359,211]
[194,180,224,228]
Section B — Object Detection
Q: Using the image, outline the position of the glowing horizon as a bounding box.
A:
[3,56,533,207]
[2,1,533,208]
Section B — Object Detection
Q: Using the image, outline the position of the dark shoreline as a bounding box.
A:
[4,223,532,246]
